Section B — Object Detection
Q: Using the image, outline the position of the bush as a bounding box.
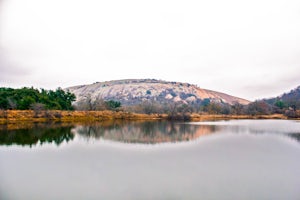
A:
[0,87,76,110]
[284,110,300,118]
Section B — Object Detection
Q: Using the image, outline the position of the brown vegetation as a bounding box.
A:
[0,110,297,126]
[0,110,162,124]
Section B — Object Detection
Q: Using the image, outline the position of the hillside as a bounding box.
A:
[265,86,300,109]
[66,79,250,107]
[279,86,300,103]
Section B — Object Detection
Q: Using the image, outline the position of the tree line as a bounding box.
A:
[1,86,299,119]
[73,93,300,119]
[75,96,121,111]
[122,97,300,119]
[0,87,76,110]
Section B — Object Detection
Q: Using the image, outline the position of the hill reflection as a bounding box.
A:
[1,120,299,147]
[0,121,218,146]
[74,121,218,144]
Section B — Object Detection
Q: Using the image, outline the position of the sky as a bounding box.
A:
[0,0,300,101]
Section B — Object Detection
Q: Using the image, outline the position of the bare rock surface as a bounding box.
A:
[66,79,250,106]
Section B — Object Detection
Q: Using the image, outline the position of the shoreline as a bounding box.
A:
[0,110,299,131]
[0,110,162,124]
[0,110,295,124]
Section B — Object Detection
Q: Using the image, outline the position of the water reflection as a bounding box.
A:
[1,120,300,147]
[289,133,300,142]
[0,123,74,147]
[0,121,218,146]
[1,120,299,200]
[189,120,300,143]
[74,121,218,143]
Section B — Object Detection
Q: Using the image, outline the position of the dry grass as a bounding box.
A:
[0,110,162,124]
[0,110,294,126]
[190,113,288,121]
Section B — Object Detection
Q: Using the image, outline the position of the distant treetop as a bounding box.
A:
[0,87,76,110]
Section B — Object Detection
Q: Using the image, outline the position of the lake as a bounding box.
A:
[0,120,300,200]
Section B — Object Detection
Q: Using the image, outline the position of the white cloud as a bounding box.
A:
[1,0,300,100]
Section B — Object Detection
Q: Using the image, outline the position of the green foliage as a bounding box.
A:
[105,100,121,110]
[0,97,8,109]
[275,100,285,109]
[201,98,211,107]
[0,87,76,110]
[267,86,300,110]
[18,96,35,110]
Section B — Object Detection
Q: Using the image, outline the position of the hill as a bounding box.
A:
[66,79,250,108]
[278,86,300,105]
[265,86,300,110]
[242,85,300,117]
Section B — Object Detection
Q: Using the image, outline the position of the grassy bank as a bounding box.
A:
[0,110,293,125]
[189,113,289,121]
[0,110,163,124]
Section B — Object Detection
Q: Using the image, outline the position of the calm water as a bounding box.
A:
[0,120,300,200]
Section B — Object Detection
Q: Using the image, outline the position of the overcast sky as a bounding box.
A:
[0,0,300,100]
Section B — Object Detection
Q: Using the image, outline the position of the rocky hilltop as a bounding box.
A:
[66,79,250,106]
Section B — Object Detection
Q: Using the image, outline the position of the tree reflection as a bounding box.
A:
[1,121,299,146]
[288,133,300,142]
[0,124,74,147]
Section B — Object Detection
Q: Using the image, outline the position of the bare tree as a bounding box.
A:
[0,109,8,120]
[30,103,46,117]
[7,98,17,109]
